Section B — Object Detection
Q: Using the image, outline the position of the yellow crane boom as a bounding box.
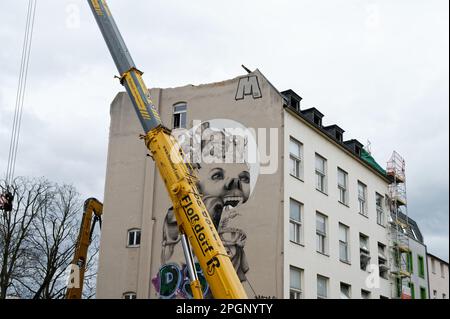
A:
[87,0,247,299]
[66,198,103,299]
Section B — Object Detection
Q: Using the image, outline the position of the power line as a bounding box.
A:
[5,0,37,186]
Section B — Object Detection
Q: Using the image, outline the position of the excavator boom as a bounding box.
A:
[66,198,103,299]
[87,0,247,299]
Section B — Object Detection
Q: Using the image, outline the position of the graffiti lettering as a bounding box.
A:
[153,263,209,299]
[235,75,262,100]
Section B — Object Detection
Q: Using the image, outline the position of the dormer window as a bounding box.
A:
[335,131,343,143]
[291,97,300,111]
[355,145,361,156]
[313,115,322,127]
[281,90,302,111]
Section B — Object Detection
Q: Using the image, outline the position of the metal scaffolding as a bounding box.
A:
[386,151,412,299]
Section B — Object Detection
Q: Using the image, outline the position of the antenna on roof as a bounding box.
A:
[365,140,372,154]
[241,65,252,74]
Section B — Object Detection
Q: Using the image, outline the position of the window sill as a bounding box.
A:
[126,245,140,248]
[290,240,305,247]
[338,201,349,208]
[316,189,328,196]
[290,174,304,182]
[377,222,386,228]
[317,251,330,257]
[340,259,351,266]
[359,213,369,219]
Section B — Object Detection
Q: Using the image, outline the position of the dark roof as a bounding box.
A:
[323,124,345,133]
[301,107,324,118]
[281,89,303,102]
[396,211,424,243]
[283,103,390,182]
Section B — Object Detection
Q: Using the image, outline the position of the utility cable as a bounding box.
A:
[5,0,37,187]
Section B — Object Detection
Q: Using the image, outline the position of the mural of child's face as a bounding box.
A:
[196,163,250,227]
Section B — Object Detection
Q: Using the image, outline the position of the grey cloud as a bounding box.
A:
[0,0,448,259]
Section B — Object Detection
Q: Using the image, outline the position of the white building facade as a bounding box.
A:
[428,254,449,299]
[96,70,419,299]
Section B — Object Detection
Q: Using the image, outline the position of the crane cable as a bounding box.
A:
[5,0,37,187]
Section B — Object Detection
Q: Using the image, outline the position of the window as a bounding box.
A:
[433,290,437,299]
[291,97,300,111]
[443,293,447,299]
[127,229,141,247]
[337,168,348,205]
[123,292,137,299]
[173,102,187,129]
[315,154,327,193]
[407,251,413,274]
[340,282,351,299]
[289,137,303,179]
[289,199,303,244]
[395,278,402,298]
[317,275,328,299]
[316,213,328,255]
[431,258,436,274]
[289,266,303,299]
[360,233,370,271]
[418,255,425,278]
[378,242,388,279]
[313,114,322,127]
[420,287,427,299]
[441,262,445,278]
[409,282,415,299]
[357,181,367,216]
[361,289,371,299]
[339,223,350,263]
[376,193,384,225]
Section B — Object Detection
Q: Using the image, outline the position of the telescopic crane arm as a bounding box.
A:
[87,0,247,299]
[66,198,103,299]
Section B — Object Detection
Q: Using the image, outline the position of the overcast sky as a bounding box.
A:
[0,0,448,260]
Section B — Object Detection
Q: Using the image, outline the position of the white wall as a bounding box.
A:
[283,110,391,299]
[428,255,449,299]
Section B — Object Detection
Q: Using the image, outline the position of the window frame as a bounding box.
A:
[361,289,371,299]
[337,168,348,205]
[127,228,141,248]
[359,233,370,271]
[123,292,137,299]
[376,192,385,226]
[289,137,303,180]
[317,275,328,299]
[289,266,303,299]
[378,242,388,279]
[315,153,327,194]
[172,102,187,129]
[339,223,350,263]
[420,286,427,299]
[357,181,368,216]
[418,255,425,278]
[316,212,328,255]
[289,199,303,245]
[340,282,351,299]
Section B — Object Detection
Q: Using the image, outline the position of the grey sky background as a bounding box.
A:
[0,0,448,260]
